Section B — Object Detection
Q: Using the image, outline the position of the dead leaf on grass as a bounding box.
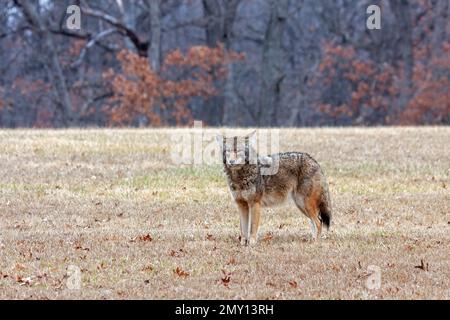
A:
[226,257,237,265]
[142,265,154,272]
[263,232,274,242]
[16,275,33,286]
[221,270,231,287]
[169,249,186,257]
[174,267,189,278]
[414,259,429,271]
[74,243,90,251]
[130,234,153,242]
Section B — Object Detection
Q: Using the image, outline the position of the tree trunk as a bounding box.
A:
[431,0,448,57]
[257,0,288,126]
[15,0,75,126]
[201,0,240,126]
[390,0,413,118]
[203,0,223,47]
[221,1,241,126]
[148,0,161,72]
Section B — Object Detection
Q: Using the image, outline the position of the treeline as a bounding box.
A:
[0,0,448,128]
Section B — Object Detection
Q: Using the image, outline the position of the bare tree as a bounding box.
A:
[147,0,162,71]
[14,0,75,126]
[200,0,241,126]
[257,0,289,126]
[390,0,414,116]
[1,0,447,127]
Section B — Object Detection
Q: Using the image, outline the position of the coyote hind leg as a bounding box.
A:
[292,191,322,240]
[305,195,322,240]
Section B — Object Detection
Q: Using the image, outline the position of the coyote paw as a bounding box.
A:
[248,237,258,246]
[239,236,257,246]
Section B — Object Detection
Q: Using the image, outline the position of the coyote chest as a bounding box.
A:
[228,183,258,202]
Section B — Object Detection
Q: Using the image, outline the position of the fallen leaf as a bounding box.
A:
[263,232,274,242]
[16,275,33,286]
[142,265,154,272]
[221,270,231,287]
[97,262,107,270]
[139,234,153,242]
[206,234,215,241]
[174,267,189,278]
[414,259,429,271]
[14,263,27,271]
[74,243,90,251]
[131,234,153,242]
[404,244,414,251]
[288,280,298,288]
[169,249,185,257]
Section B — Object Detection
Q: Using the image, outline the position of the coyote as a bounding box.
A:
[217,131,332,246]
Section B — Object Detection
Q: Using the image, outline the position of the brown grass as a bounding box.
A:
[0,127,449,299]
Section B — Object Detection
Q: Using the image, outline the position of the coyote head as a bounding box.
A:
[216,131,257,169]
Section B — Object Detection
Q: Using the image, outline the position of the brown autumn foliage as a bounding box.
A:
[9,78,54,127]
[316,40,450,125]
[400,42,450,124]
[104,44,244,126]
[174,266,189,278]
[315,0,450,126]
[315,42,400,125]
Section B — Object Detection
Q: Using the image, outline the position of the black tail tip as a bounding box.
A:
[320,210,331,229]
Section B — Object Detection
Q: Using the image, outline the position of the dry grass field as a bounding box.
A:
[0,127,449,300]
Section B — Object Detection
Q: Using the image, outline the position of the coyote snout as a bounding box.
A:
[217,131,332,246]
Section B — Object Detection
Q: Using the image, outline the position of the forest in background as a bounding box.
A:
[0,0,449,128]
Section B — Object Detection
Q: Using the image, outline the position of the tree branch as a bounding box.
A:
[80,6,149,56]
[71,28,119,67]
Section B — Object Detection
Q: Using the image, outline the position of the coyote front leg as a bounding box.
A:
[236,201,249,245]
[248,201,261,246]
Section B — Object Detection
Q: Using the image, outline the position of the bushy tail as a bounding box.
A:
[319,197,332,230]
